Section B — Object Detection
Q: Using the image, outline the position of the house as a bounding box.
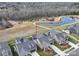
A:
[48,30,69,45]
[69,23,79,35]
[15,37,37,56]
[32,34,53,51]
[68,48,79,56]
[0,17,13,29]
[46,17,54,21]
[0,42,12,56]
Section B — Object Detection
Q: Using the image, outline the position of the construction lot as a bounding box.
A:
[0,21,36,41]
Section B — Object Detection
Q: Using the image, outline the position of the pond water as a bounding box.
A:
[47,17,76,26]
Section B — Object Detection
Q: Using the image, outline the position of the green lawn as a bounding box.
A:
[65,47,74,53]
[70,33,79,40]
[68,37,79,44]
[26,36,32,40]
[8,39,18,56]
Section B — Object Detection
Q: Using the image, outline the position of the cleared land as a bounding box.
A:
[0,20,49,42]
[0,20,41,42]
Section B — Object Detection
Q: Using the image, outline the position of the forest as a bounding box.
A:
[0,2,79,21]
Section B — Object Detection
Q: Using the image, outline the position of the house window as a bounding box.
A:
[50,43,53,45]
[27,54,31,56]
[30,50,35,52]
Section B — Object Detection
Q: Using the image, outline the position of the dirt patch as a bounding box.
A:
[0,21,36,42]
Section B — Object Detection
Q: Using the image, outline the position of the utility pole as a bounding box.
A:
[35,18,39,36]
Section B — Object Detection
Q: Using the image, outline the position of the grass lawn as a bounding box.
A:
[51,26,64,31]
[65,47,75,53]
[27,36,32,40]
[54,42,71,51]
[68,37,79,44]
[37,48,56,56]
[8,39,18,56]
[70,33,79,40]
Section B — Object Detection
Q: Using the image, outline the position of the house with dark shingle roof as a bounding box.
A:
[0,42,12,56]
[0,17,13,29]
[48,30,69,45]
[32,34,53,51]
[15,37,37,56]
[68,48,79,56]
[69,23,79,35]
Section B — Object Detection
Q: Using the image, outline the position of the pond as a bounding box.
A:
[47,17,77,27]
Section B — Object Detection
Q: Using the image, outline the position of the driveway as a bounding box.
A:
[50,45,68,56]
[68,41,79,49]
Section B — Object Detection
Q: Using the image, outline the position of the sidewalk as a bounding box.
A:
[50,45,67,56]
[68,41,78,48]
[31,51,40,56]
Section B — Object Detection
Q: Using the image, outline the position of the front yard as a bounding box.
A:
[54,42,71,51]
[68,37,79,44]
[70,33,79,41]
[37,47,56,56]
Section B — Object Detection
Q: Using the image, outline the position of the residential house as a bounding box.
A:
[0,17,13,29]
[15,37,37,56]
[32,34,53,51]
[0,42,12,56]
[69,23,79,35]
[48,30,69,45]
[68,48,79,56]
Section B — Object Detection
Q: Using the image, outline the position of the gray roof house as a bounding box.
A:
[32,34,54,50]
[68,48,79,56]
[48,30,69,45]
[0,42,12,56]
[15,37,37,56]
[69,23,79,35]
[0,17,13,29]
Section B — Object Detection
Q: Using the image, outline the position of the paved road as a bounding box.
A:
[61,22,78,27]
[75,18,79,23]
[68,41,79,48]
[31,51,40,56]
[33,22,51,30]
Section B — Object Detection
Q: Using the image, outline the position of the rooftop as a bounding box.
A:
[0,42,12,56]
[15,38,37,56]
[69,48,79,56]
